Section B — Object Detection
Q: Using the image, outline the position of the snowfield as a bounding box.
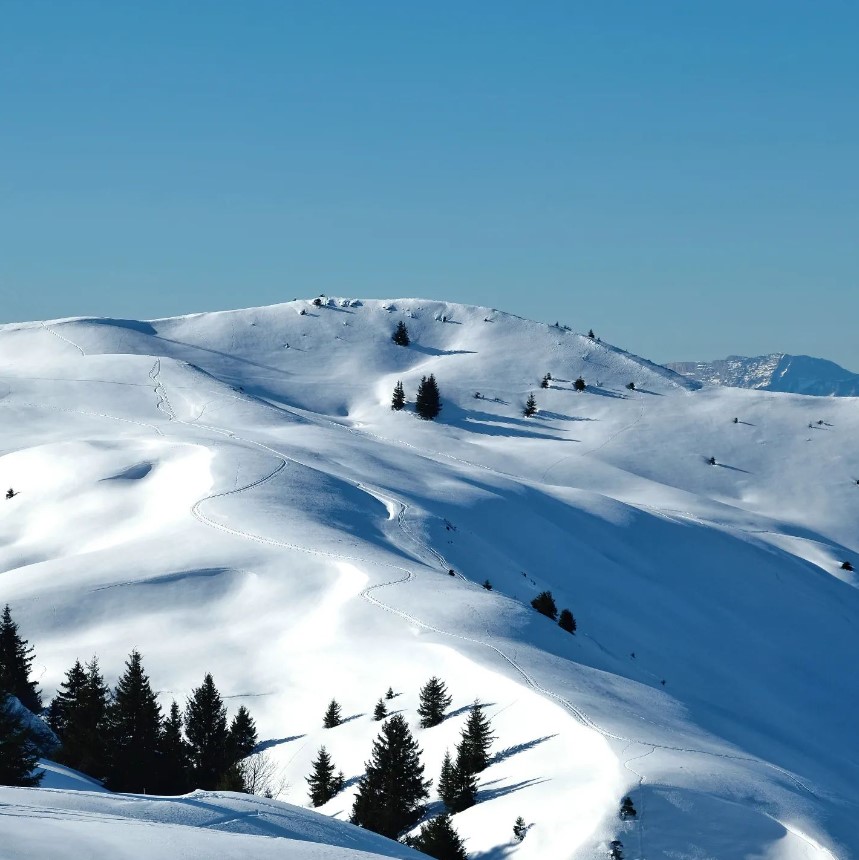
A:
[0,299,857,859]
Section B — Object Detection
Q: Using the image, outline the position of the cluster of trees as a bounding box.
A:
[0,605,44,786]
[48,652,258,794]
[392,374,442,420]
[531,591,577,634]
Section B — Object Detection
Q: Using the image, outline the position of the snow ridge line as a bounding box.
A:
[41,322,86,357]
[144,356,832,857]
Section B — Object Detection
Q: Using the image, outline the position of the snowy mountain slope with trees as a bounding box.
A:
[1,299,857,859]
[667,354,859,396]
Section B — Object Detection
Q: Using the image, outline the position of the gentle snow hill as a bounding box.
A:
[667,353,859,396]
[1,299,858,860]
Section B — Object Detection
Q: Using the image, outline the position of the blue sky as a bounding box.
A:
[2,1,857,367]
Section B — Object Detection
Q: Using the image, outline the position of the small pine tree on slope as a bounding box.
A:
[185,673,230,790]
[559,608,577,634]
[159,700,191,794]
[456,700,495,775]
[408,813,468,860]
[415,375,442,420]
[392,321,410,346]
[417,676,452,728]
[531,591,558,620]
[107,649,162,792]
[523,392,537,417]
[307,745,344,806]
[438,748,477,813]
[323,698,343,728]
[0,605,42,713]
[0,695,43,787]
[48,658,87,739]
[373,698,388,721]
[228,705,258,761]
[351,713,430,838]
[391,381,406,410]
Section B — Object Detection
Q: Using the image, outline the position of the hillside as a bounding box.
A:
[666,353,859,396]
[1,298,857,860]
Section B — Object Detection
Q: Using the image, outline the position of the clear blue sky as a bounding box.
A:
[2,1,857,367]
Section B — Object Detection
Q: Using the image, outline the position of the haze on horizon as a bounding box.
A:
[2,2,857,370]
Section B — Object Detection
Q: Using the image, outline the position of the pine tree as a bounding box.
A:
[415,375,442,420]
[107,650,162,792]
[385,687,395,700]
[609,839,625,860]
[48,659,87,738]
[54,657,111,779]
[438,748,477,813]
[574,376,586,392]
[513,816,528,842]
[0,695,43,787]
[391,380,406,411]
[626,382,636,391]
[523,392,537,417]
[540,374,550,389]
[323,698,342,728]
[373,698,388,721]
[228,705,258,762]
[417,676,452,728]
[531,591,558,620]
[392,321,410,346]
[184,673,229,789]
[408,813,468,860]
[482,579,492,591]
[456,700,495,776]
[307,745,344,806]
[619,795,637,820]
[0,605,41,713]
[351,714,429,838]
[588,329,595,338]
[159,700,191,794]
[559,608,577,634]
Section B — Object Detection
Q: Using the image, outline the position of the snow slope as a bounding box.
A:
[1,299,857,860]
[667,354,859,396]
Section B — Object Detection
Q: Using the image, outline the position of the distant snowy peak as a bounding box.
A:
[666,354,859,397]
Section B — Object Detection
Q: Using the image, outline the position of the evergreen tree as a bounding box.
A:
[373,698,388,721]
[408,813,468,860]
[307,745,344,806]
[438,748,477,813]
[609,839,625,860]
[350,713,430,838]
[540,374,550,389]
[455,701,494,776]
[107,650,162,792]
[482,579,492,591]
[574,376,586,392]
[323,698,342,728]
[588,329,595,338]
[523,392,537,417]
[0,695,42,787]
[391,380,406,411]
[531,591,558,620]
[0,605,41,713]
[228,705,258,761]
[417,676,452,728]
[626,382,636,391]
[559,608,577,634]
[392,321,411,346]
[619,795,637,820]
[54,657,111,779]
[385,687,395,700]
[159,700,191,794]
[48,659,87,738]
[415,375,442,420]
[184,673,229,789]
[513,816,527,842]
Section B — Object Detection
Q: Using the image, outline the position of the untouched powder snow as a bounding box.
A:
[0,299,857,860]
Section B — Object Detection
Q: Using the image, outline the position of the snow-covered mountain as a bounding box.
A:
[1,299,857,860]
[666,353,859,396]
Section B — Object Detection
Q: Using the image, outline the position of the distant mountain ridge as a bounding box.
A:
[666,353,859,396]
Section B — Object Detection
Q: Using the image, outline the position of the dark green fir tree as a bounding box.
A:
[307,745,344,807]
[415,375,442,420]
[184,673,229,789]
[228,705,258,761]
[159,700,191,794]
[408,813,468,860]
[0,604,42,713]
[523,392,537,417]
[456,700,495,776]
[350,714,430,838]
[373,698,388,721]
[559,608,577,634]
[323,698,342,728]
[417,676,452,728]
[0,695,43,787]
[391,381,406,411]
[392,321,410,346]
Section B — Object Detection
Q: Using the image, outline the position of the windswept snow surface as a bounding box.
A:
[1,299,857,859]
[667,354,859,397]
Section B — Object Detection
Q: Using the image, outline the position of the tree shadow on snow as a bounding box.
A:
[445,702,497,721]
[477,777,548,801]
[491,734,557,765]
[256,734,305,752]
[535,410,593,422]
[409,344,477,357]
[715,463,752,474]
[341,713,365,724]
[442,402,576,442]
